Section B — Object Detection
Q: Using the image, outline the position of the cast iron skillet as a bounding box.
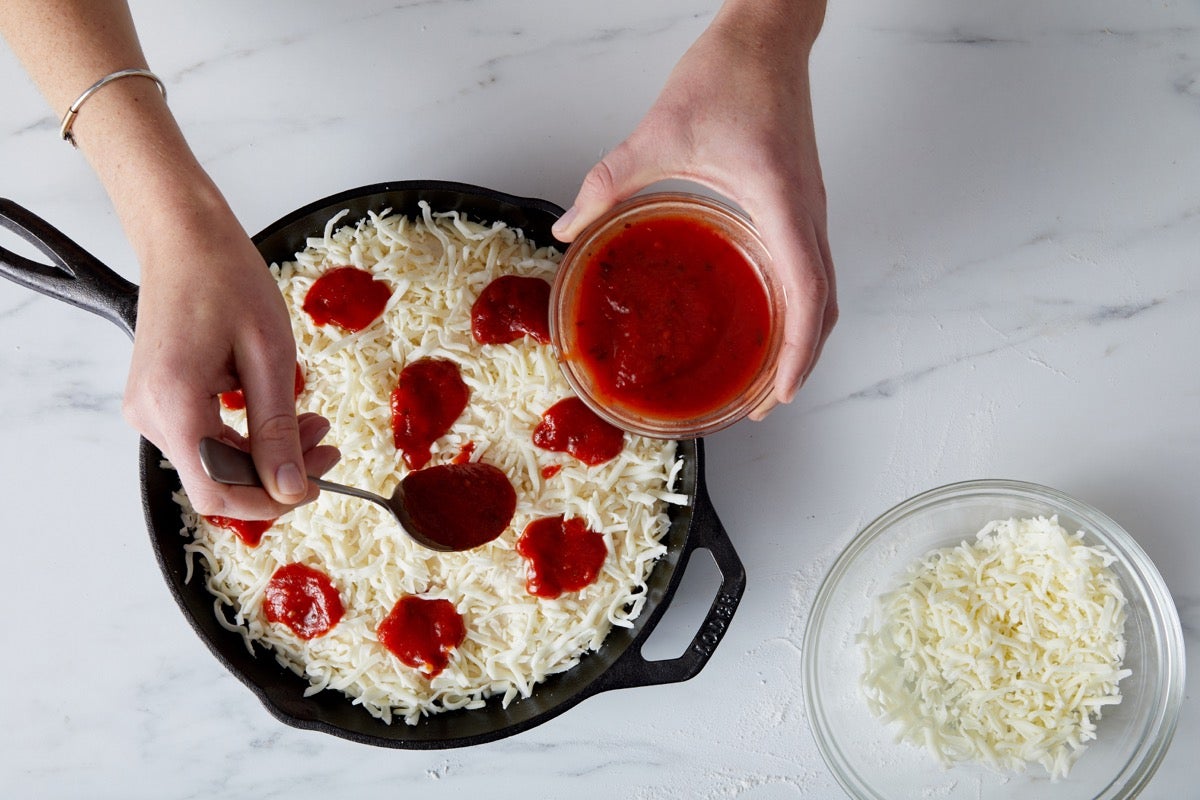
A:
[0,180,746,748]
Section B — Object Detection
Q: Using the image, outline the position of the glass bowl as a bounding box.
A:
[549,192,784,438]
[803,479,1185,799]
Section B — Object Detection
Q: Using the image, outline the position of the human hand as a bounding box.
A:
[122,190,340,519]
[553,0,835,418]
[0,1,339,515]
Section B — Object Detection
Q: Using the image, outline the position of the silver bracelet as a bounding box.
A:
[59,68,167,148]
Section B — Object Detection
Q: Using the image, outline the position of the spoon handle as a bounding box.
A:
[198,437,263,486]
[308,476,392,510]
[198,437,389,509]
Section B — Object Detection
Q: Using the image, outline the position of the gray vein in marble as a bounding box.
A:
[6,114,56,139]
[165,2,691,89]
[166,8,709,171]
[467,12,706,96]
[169,6,398,85]
[0,349,123,415]
[917,28,1025,47]
[1091,25,1200,43]
[1177,593,1197,636]
[813,294,1170,409]
[1178,72,1200,98]
[858,200,1199,318]
[53,385,122,414]
[1089,298,1164,322]
[898,23,1200,47]
[0,293,40,320]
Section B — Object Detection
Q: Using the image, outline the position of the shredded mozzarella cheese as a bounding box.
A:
[858,515,1129,780]
[175,204,682,724]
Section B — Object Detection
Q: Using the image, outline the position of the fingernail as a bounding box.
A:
[552,206,577,239]
[275,462,307,498]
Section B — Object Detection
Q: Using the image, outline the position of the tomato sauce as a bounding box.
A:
[451,441,476,465]
[532,396,624,466]
[401,462,516,550]
[571,215,771,420]
[263,563,344,639]
[390,358,469,469]
[220,361,306,411]
[302,266,391,332]
[516,516,608,598]
[471,274,551,344]
[203,515,276,547]
[376,595,466,677]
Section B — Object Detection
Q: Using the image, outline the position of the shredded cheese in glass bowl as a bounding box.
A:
[803,480,1183,800]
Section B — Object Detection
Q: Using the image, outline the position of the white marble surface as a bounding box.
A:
[1,1,1196,798]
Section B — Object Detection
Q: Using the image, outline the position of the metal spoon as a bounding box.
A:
[198,436,457,550]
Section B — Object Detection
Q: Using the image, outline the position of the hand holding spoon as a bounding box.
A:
[199,437,515,552]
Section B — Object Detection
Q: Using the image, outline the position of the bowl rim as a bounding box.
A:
[802,478,1186,799]
[548,190,784,438]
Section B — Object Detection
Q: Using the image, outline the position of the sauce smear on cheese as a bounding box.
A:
[391,358,469,469]
[377,595,466,677]
[532,396,624,466]
[220,361,306,411]
[471,274,551,344]
[203,515,275,547]
[263,563,344,639]
[303,266,391,332]
[516,516,608,598]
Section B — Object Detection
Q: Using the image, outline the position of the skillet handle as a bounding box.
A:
[0,198,138,339]
[592,440,747,693]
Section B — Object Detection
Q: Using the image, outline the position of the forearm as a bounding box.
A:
[0,0,150,111]
[0,0,226,265]
[710,0,827,55]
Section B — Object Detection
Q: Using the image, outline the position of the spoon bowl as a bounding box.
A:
[199,437,515,552]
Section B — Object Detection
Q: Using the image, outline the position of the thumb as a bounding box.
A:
[241,354,308,505]
[553,137,664,242]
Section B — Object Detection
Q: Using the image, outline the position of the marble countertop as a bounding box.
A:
[1,1,1195,798]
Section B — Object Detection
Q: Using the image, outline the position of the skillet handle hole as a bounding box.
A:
[639,547,722,662]
[0,227,48,264]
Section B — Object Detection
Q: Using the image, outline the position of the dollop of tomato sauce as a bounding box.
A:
[219,361,306,411]
[451,441,476,465]
[516,516,608,598]
[203,515,276,547]
[532,396,624,466]
[376,595,466,677]
[390,358,469,469]
[571,215,771,419]
[402,462,516,550]
[263,563,344,639]
[470,274,552,344]
[302,266,391,332]
[540,464,563,479]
